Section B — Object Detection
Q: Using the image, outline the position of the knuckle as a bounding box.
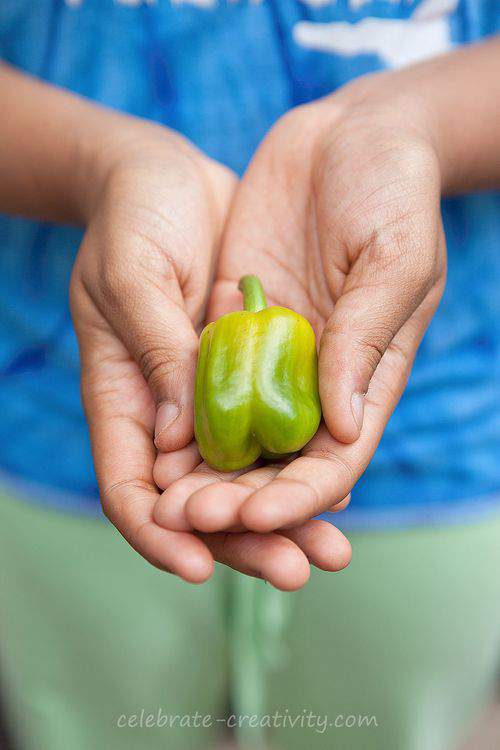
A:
[360,227,397,270]
[323,320,393,370]
[356,336,387,371]
[360,225,418,276]
[386,338,411,371]
[138,346,178,387]
[306,452,356,496]
[100,477,158,535]
[138,339,197,392]
[103,476,157,497]
[360,224,439,305]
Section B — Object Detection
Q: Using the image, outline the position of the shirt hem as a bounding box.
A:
[0,469,102,517]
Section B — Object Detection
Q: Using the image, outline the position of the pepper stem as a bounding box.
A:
[238,275,267,312]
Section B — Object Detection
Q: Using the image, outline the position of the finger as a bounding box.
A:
[153,441,201,490]
[105,483,214,584]
[207,107,327,327]
[240,293,442,532]
[153,463,257,532]
[199,532,310,591]
[74,260,199,455]
[174,467,352,574]
[80,334,214,583]
[319,222,445,444]
[105,270,198,452]
[191,489,352,573]
[185,464,282,532]
[327,493,351,513]
[280,520,352,572]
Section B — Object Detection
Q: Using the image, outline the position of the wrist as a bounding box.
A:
[75,118,166,224]
[80,117,205,224]
[331,37,500,194]
[329,71,446,185]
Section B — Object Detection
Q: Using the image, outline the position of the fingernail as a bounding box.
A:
[155,402,180,442]
[351,393,364,433]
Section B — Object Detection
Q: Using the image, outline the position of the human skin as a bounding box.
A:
[1,38,499,589]
[153,37,500,541]
[0,63,351,590]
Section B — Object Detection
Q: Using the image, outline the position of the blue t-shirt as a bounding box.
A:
[0,0,499,528]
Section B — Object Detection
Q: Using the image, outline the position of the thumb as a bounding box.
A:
[319,248,442,444]
[120,279,199,453]
[75,256,199,454]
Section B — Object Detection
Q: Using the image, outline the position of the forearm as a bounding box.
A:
[0,64,163,224]
[341,36,500,194]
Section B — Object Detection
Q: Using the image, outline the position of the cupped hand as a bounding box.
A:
[153,77,446,537]
[71,121,350,589]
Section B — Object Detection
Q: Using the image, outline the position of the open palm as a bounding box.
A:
[154,92,446,540]
[71,124,350,590]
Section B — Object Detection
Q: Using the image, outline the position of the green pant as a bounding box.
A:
[1,490,500,750]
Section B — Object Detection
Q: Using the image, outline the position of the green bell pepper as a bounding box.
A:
[194,275,321,471]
